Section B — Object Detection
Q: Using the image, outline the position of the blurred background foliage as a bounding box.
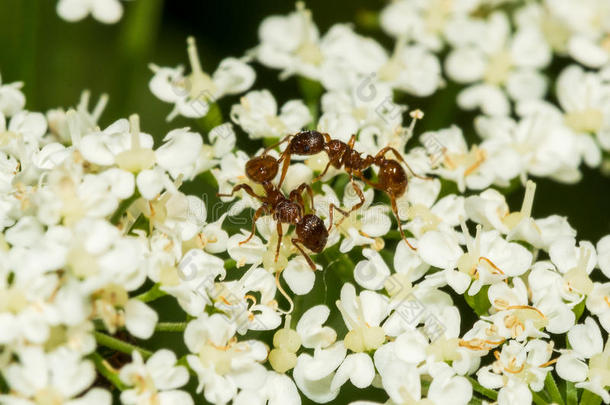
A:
[1,1,610,403]
[0,0,609,242]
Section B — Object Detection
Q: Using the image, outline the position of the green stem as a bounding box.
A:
[94,331,153,359]
[90,352,127,391]
[581,390,603,405]
[135,283,166,303]
[544,373,565,405]
[198,102,224,134]
[155,322,188,332]
[467,377,498,401]
[117,0,164,112]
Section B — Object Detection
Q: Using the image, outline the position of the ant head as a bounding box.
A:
[324,140,347,164]
[245,155,279,183]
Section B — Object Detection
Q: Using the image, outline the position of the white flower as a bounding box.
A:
[56,0,123,24]
[422,126,520,192]
[546,0,610,68]
[376,41,442,97]
[230,89,311,139]
[317,182,391,253]
[256,2,323,81]
[379,0,479,51]
[185,313,268,405]
[120,350,192,405]
[1,346,110,405]
[556,317,603,383]
[477,339,554,403]
[0,72,26,117]
[596,234,610,279]
[554,65,610,153]
[445,12,551,115]
[587,282,610,332]
[475,112,585,183]
[150,37,255,121]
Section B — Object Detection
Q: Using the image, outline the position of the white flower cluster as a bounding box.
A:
[4,0,610,404]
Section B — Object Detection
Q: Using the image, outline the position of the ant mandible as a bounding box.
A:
[217,179,330,271]
[264,130,430,249]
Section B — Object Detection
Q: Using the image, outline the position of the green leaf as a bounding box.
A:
[532,390,550,405]
[544,372,565,405]
[581,389,603,405]
[572,299,586,322]
[565,381,578,405]
[464,285,491,316]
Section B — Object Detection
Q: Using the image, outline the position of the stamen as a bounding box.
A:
[479,257,505,275]
[464,146,486,176]
[407,109,424,137]
[504,363,524,374]
[459,217,474,253]
[538,358,558,368]
[506,305,546,319]
[79,90,90,111]
[520,180,536,219]
[336,300,359,330]
[92,94,109,123]
[186,36,203,75]
[129,114,141,150]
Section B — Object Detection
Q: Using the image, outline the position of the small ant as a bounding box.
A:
[264,130,429,249]
[217,180,329,271]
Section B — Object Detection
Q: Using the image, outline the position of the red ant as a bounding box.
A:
[264,130,430,249]
[217,179,330,271]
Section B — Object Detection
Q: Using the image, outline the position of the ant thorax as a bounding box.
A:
[274,200,302,224]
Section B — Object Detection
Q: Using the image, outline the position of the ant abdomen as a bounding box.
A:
[378,159,408,197]
[289,130,326,155]
[246,155,279,183]
[297,214,328,253]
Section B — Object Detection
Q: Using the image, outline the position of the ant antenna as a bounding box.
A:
[275,268,294,315]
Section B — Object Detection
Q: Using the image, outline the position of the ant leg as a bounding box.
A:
[275,221,283,263]
[277,151,292,189]
[263,134,293,154]
[376,147,432,180]
[217,183,266,202]
[293,183,315,210]
[329,177,366,230]
[390,195,416,251]
[312,159,333,183]
[353,170,383,191]
[328,203,349,232]
[239,205,267,246]
[291,238,316,271]
[347,133,356,148]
